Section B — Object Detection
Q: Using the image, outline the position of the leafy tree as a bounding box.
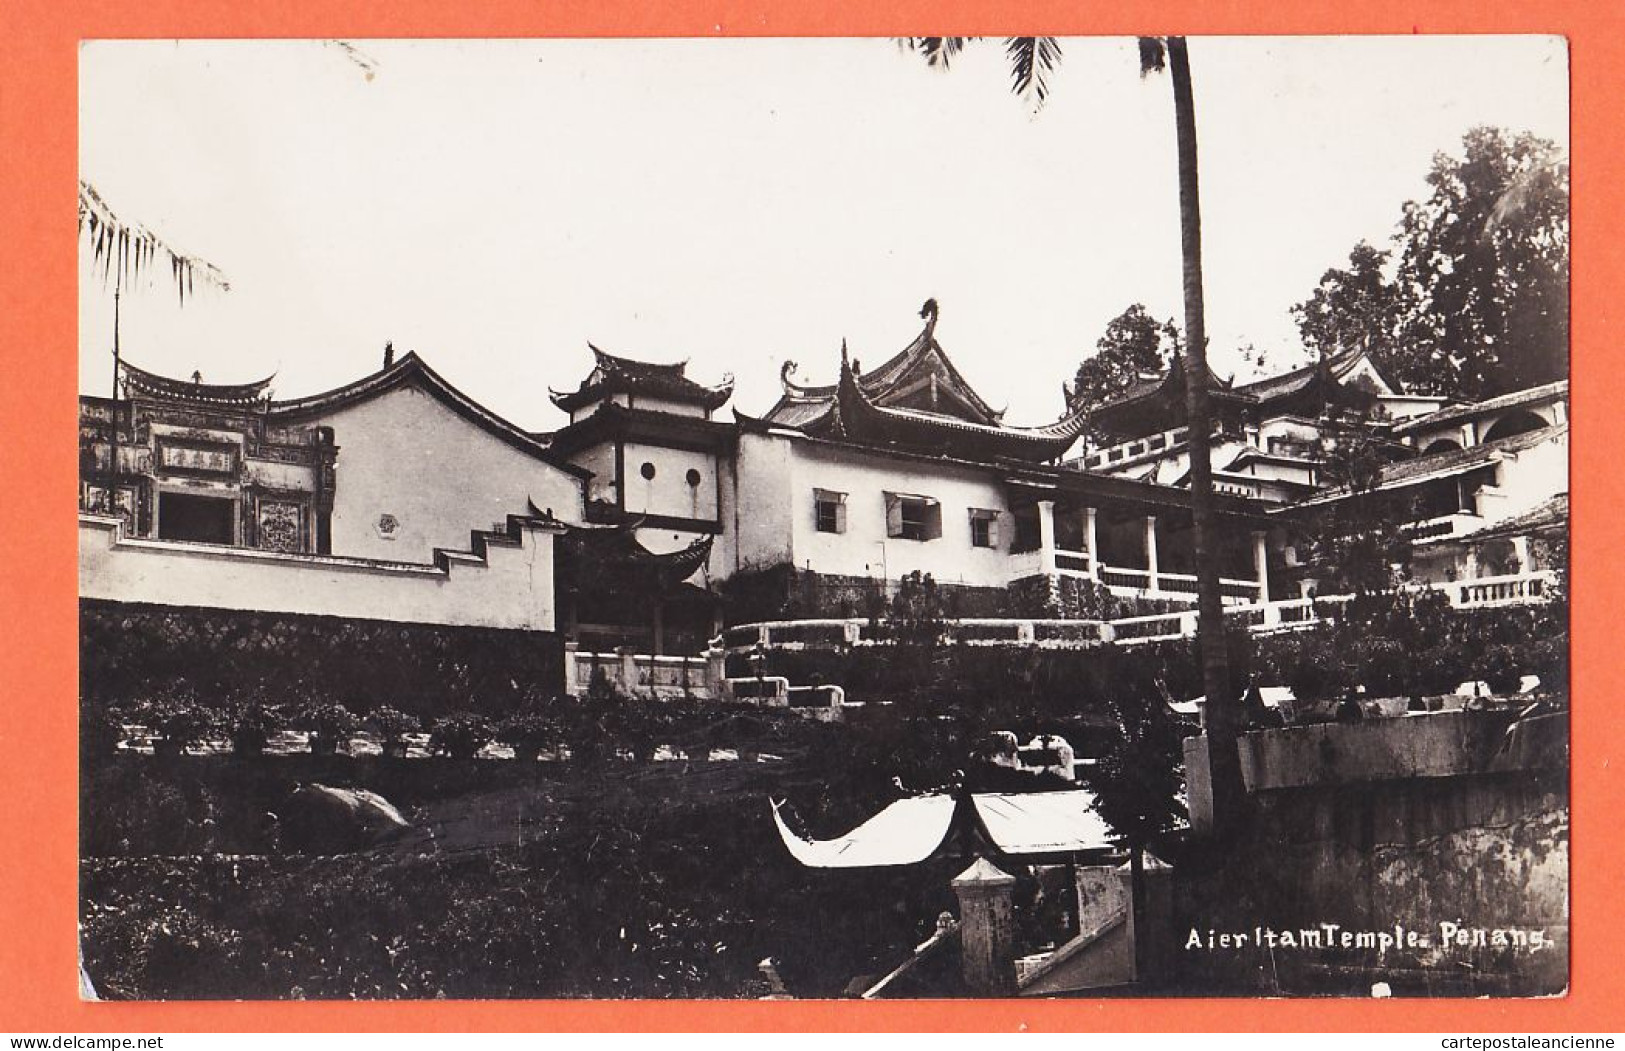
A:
[903,35,1245,834]
[884,570,948,709]
[1065,303,1181,411]
[1077,688,1186,927]
[1298,419,1415,599]
[1292,240,1404,362]
[1293,127,1568,400]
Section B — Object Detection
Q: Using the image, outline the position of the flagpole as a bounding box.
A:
[109,268,122,521]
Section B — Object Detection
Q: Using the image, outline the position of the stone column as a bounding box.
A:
[1144,514,1160,593]
[563,641,581,696]
[616,646,640,697]
[1511,535,1532,574]
[705,645,727,702]
[1083,506,1100,580]
[1036,500,1058,576]
[1252,529,1270,604]
[952,857,1019,996]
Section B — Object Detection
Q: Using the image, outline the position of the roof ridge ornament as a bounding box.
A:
[919,297,939,339]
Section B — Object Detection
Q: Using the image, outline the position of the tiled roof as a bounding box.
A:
[1392,380,1568,435]
[270,352,592,479]
[550,345,734,412]
[120,360,275,407]
[1296,421,1566,505]
[1459,493,1569,540]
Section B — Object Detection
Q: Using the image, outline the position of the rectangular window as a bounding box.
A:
[885,492,941,542]
[158,491,235,545]
[814,488,847,534]
[968,509,1000,549]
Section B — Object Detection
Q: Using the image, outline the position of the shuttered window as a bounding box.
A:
[969,508,1000,549]
[885,492,941,542]
[814,489,847,534]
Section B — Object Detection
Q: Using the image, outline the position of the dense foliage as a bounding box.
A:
[1293,127,1568,400]
[1065,303,1181,411]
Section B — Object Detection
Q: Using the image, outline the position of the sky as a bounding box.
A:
[78,36,1569,429]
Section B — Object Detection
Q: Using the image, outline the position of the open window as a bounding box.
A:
[885,492,942,542]
[968,508,1000,549]
[814,488,847,534]
[158,491,235,545]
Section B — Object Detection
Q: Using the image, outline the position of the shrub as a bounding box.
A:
[82,703,131,758]
[291,702,360,756]
[1282,632,1353,704]
[1353,637,1408,699]
[1478,643,1525,695]
[430,712,495,760]
[133,695,223,758]
[366,706,422,758]
[495,709,562,761]
[229,703,285,757]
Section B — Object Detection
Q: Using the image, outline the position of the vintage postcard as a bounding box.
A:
[73,35,1569,1002]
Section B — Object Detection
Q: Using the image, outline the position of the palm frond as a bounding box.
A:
[1137,36,1166,77]
[904,37,972,70]
[78,179,230,302]
[325,40,379,81]
[1005,37,1062,108]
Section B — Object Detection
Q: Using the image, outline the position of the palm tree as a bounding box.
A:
[79,180,230,397]
[903,35,1246,836]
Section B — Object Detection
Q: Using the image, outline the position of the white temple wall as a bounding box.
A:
[621,441,720,523]
[781,441,1013,589]
[1476,430,1568,524]
[567,442,619,506]
[80,514,560,631]
[723,431,795,575]
[628,394,710,418]
[297,383,586,562]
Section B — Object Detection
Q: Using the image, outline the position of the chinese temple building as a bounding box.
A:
[79,298,1569,659]
[727,301,1280,616]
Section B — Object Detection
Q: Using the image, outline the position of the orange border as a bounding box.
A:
[2,0,1620,1033]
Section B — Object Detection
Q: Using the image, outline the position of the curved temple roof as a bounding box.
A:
[120,359,276,407]
[772,788,1116,869]
[550,344,734,413]
[762,301,1088,463]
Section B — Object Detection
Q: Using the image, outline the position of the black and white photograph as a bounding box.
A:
[76,35,1570,1000]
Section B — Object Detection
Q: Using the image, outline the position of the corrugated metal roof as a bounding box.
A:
[972,790,1117,855]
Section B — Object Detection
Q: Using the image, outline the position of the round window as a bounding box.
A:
[685,468,702,487]
[640,461,657,480]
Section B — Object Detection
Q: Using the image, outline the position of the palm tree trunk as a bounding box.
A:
[1167,37,1245,836]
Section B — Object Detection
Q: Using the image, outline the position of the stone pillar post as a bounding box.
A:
[1144,515,1160,593]
[616,646,640,697]
[705,645,727,702]
[1252,529,1270,604]
[1511,535,1532,574]
[563,641,581,696]
[1036,500,1058,576]
[952,857,1019,996]
[1083,506,1100,580]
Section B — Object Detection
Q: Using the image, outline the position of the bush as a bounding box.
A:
[82,703,131,758]
[291,703,360,756]
[495,709,562,761]
[430,712,495,759]
[1280,632,1354,704]
[229,703,286,757]
[133,695,223,757]
[1478,643,1525,695]
[366,706,422,758]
